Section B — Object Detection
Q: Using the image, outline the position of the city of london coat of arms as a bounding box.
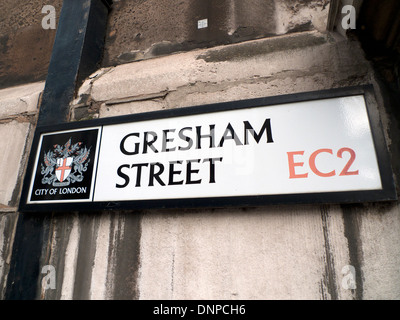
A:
[41,138,91,187]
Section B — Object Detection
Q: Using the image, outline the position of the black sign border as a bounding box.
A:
[19,85,398,212]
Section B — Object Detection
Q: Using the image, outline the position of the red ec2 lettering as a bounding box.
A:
[287,148,359,179]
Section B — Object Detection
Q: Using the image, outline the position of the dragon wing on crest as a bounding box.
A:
[41,150,57,184]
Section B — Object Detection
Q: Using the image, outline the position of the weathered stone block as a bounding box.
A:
[0,82,44,119]
[0,121,30,206]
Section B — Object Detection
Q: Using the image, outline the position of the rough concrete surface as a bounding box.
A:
[0,211,18,299]
[357,204,400,299]
[0,0,330,88]
[0,121,31,206]
[81,31,369,112]
[137,206,352,299]
[0,82,44,119]
[0,0,63,89]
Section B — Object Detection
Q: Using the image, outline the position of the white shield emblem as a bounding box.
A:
[56,157,73,182]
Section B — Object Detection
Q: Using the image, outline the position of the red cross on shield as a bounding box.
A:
[56,157,73,182]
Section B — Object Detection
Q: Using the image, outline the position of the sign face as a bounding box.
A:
[20,86,397,212]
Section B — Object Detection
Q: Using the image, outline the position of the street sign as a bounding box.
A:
[19,86,397,212]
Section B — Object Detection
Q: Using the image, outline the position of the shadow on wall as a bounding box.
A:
[0,0,330,90]
[0,0,63,90]
[354,0,400,190]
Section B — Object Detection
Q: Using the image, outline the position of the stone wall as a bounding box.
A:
[1,0,400,300]
[0,0,330,89]
[0,81,43,298]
